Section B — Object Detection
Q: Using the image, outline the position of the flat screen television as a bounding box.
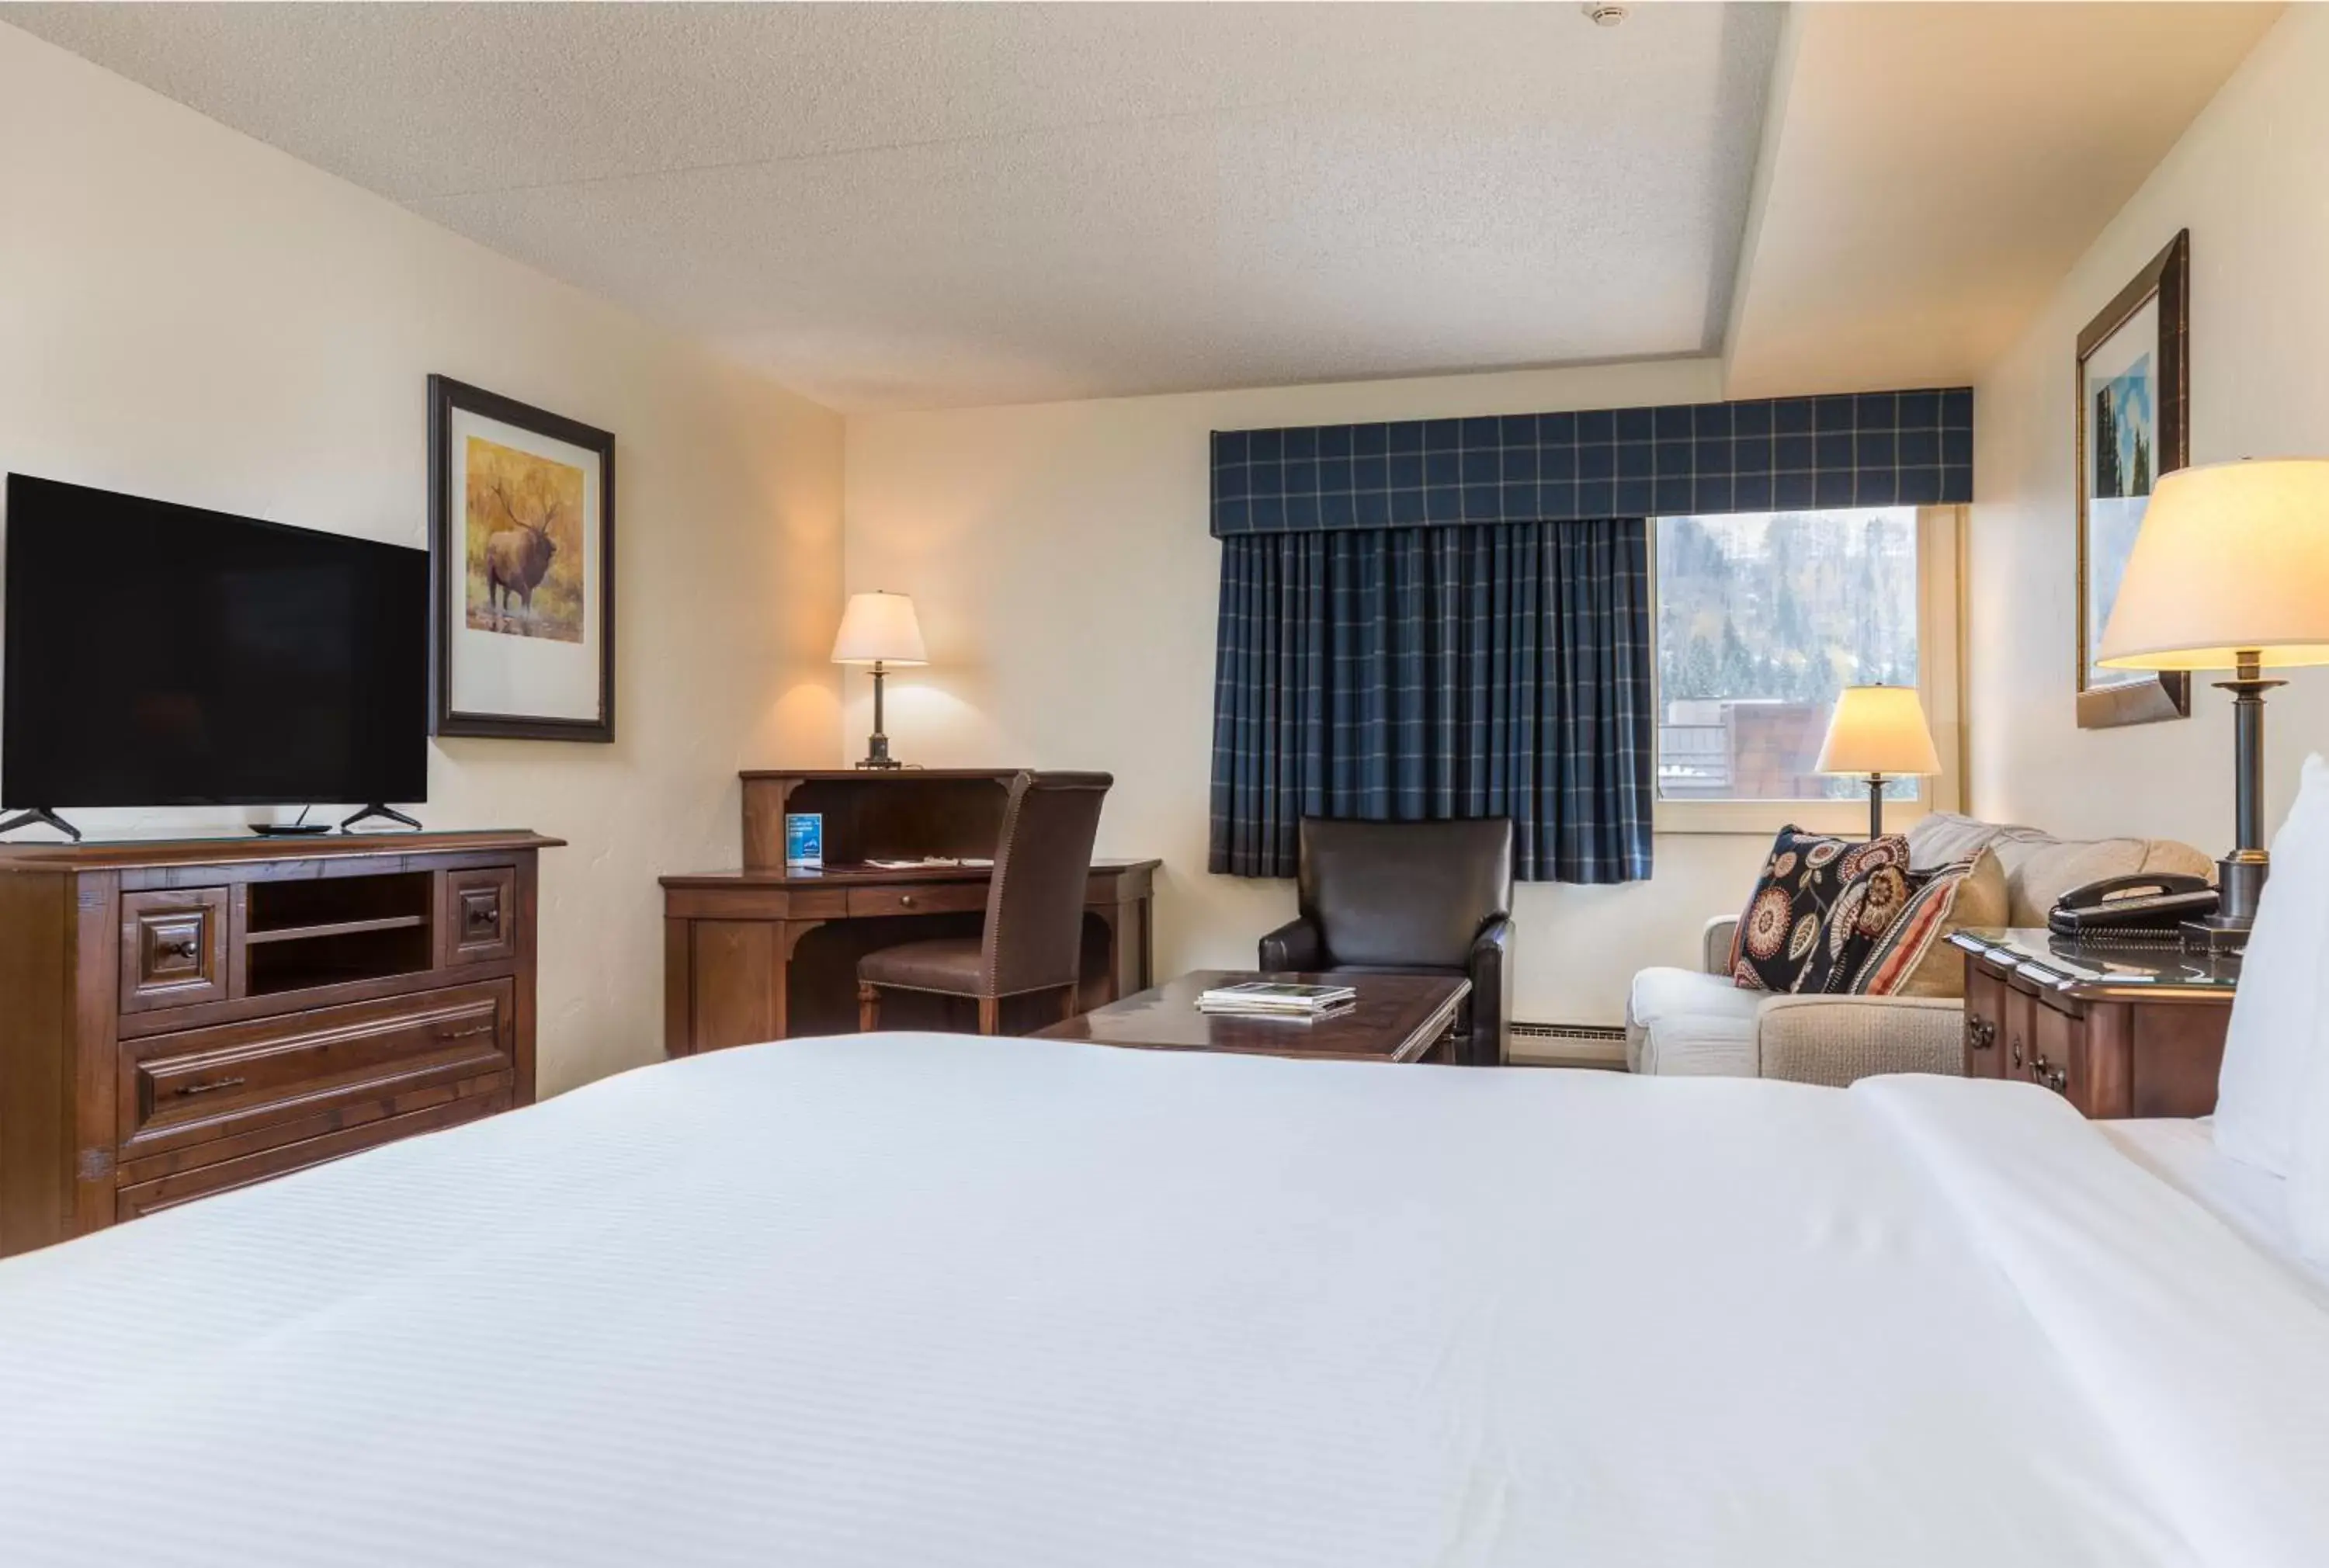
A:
[2,474,429,811]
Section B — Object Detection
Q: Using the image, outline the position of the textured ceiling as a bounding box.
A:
[8,2,1782,411]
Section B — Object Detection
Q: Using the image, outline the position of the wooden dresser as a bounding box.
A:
[1948,927,2234,1119]
[0,830,561,1257]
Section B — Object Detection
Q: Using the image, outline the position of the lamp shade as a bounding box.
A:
[2097,458,2329,671]
[831,591,927,666]
[1816,685,1941,776]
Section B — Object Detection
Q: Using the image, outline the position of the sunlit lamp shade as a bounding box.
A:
[831,591,927,666]
[2097,459,2329,671]
[1816,685,1941,777]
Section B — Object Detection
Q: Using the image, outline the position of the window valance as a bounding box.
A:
[1210,388,1973,537]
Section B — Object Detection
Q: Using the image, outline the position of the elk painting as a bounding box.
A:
[463,435,585,642]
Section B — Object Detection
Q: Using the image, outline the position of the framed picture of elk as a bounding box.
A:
[427,375,616,741]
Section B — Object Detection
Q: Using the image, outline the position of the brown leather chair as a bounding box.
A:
[857,771,1113,1035]
[1257,817,1515,1066]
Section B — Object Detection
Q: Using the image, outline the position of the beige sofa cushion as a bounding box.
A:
[1994,836,2215,924]
[1907,811,2214,926]
[1905,812,2035,870]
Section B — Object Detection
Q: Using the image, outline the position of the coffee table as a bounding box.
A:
[1036,970,1470,1063]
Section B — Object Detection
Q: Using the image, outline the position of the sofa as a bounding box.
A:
[1625,813,2214,1086]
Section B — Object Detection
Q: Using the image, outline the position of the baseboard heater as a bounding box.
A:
[1508,1021,1627,1070]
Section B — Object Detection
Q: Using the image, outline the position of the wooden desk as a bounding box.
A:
[662,770,1159,1053]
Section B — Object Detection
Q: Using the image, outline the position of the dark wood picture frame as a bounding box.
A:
[2074,231,2190,730]
[428,375,617,742]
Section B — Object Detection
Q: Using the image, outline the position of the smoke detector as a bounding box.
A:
[1582,3,1628,25]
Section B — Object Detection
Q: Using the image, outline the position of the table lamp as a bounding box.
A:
[2097,457,2329,949]
[1816,684,1941,839]
[831,591,927,770]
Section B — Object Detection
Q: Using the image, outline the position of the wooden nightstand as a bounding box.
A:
[1946,928,2236,1119]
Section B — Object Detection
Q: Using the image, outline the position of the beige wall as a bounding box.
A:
[844,359,1775,1032]
[1968,5,2329,852]
[0,26,845,1094]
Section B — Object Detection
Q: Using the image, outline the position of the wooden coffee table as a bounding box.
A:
[1037,970,1469,1063]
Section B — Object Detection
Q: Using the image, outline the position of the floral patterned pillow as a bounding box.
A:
[1730,827,1912,993]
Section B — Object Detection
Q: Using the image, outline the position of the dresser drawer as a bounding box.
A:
[845,883,987,918]
[119,887,231,1014]
[443,866,518,966]
[118,980,515,1164]
[116,1089,507,1220]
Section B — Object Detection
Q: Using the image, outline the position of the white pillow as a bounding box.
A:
[2215,753,2329,1178]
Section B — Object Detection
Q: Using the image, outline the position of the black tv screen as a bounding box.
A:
[2,475,429,810]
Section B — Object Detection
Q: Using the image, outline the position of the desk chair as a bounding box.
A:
[857,771,1113,1034]
[1256,817,1515,1065]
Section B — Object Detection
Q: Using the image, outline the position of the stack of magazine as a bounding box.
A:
[1196,980,1358,1021]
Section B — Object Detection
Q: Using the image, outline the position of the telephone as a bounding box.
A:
[2047,872,2219,936]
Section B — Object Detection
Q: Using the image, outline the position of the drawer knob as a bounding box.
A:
[174,1075,246,1098]
[2027,1056,2068,1094]
[155,935,200,962]
[898,894,915,907]
[1964,1017,1994,1052]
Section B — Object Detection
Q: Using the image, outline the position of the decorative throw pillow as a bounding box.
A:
[1730,827,1911,993]
[1795,839,1917,994]
[1848,849,2001,997]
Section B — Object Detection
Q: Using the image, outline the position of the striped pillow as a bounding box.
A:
[1848,855,1985,997]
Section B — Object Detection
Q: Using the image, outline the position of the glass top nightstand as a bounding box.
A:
[1946,927,2240,1002]
[1945,928,2234,1118]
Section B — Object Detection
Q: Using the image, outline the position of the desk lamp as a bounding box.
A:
[832,591,927,770]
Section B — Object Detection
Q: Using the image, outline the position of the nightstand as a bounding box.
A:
[1946,928,2236,1118]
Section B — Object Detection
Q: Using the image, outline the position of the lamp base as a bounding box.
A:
[2181,913,2252,953]
[2182,848,2268,952]
[852,662,904,769]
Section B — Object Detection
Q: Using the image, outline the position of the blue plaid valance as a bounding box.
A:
[1210,387,1973,536]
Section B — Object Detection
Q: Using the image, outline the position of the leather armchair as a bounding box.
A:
[1258,817,1515,1066]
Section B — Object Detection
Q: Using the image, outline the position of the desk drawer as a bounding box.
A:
[846,883,987,918]
[120,980,514,1164]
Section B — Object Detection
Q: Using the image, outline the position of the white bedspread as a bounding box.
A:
[3,1036,2327,1567]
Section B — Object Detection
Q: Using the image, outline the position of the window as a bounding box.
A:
[1654,507,1954,824]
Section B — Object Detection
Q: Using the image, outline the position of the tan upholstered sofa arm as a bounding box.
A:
[1702,917,1738,977]
[1754,995,1965,1088]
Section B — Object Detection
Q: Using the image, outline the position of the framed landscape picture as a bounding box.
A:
[429,376,616,741]
[2074,231,2189,730]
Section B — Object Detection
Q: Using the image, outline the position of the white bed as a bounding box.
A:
[3,1035,2327,1567]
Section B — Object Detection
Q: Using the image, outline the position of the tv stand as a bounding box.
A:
[0,807,81,842]
[0,828,562,1255]
[342,803,422,833]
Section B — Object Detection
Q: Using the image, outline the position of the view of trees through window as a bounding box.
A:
[1655,508,1921,803]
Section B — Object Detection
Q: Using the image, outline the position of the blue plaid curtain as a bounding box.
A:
[1208,519,1654,882]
